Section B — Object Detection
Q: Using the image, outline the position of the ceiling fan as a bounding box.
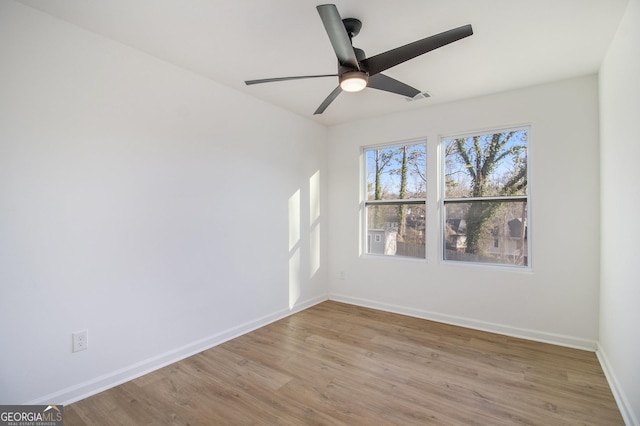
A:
[245,4,473,115]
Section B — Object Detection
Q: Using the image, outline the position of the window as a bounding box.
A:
[363,142,426,258]
[442,127,529,267]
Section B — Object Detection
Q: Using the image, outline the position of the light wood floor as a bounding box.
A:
[64,301,624,425]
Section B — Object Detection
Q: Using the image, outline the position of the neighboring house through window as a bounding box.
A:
[363,141,426,259]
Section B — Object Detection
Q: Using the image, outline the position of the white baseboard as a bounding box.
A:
[329,293,598,351]
[597,344,639,426]
[27,294,328,406]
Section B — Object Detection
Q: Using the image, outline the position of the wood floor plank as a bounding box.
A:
[64,301,624,425]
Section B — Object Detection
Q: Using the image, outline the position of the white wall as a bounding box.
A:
[0,1,328,404]
[599,0,640,423]
[327,75,601,349]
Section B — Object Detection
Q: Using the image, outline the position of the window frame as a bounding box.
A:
[439,125,532,270]
[361,139,427,260]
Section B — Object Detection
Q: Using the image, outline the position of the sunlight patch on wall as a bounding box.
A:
[309,171,321,278]
[310,224,321,279]
[310,171,320,224]
[289,190,300,252]
[289,249,301,310]
[288,189,301,309]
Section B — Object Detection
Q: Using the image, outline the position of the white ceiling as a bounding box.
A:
[18,0,628,126]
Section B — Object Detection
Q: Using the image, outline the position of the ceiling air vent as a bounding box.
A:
[406,91,432,102]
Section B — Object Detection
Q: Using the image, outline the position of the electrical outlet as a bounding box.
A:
[72,330,88,353]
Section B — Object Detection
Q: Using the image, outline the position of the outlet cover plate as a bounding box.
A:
[72,330,88,353]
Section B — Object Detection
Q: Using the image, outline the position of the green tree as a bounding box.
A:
[374,149,394,200]
[397,146,408,241]
[447,131,527,256]
[393,145,427,242]
[371,148,394,228]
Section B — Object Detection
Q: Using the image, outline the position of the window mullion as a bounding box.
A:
[444,196,527,203]
[366,199,426,206]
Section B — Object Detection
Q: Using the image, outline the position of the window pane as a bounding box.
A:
[444,200,527,266]
[444,130,527,198]
[367,204,425,258]
[366,144,426,201]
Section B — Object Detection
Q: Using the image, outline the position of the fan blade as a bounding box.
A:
[361,24,473,76]
[245,74,337,85]
[316,4,359,70]
[367,74,421,98]
[314,85,342,115]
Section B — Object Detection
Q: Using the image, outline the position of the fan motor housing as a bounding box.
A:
[342,18,362,38]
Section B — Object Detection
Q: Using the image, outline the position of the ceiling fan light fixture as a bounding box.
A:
[339,71,368,92]
[246,5,473,114]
